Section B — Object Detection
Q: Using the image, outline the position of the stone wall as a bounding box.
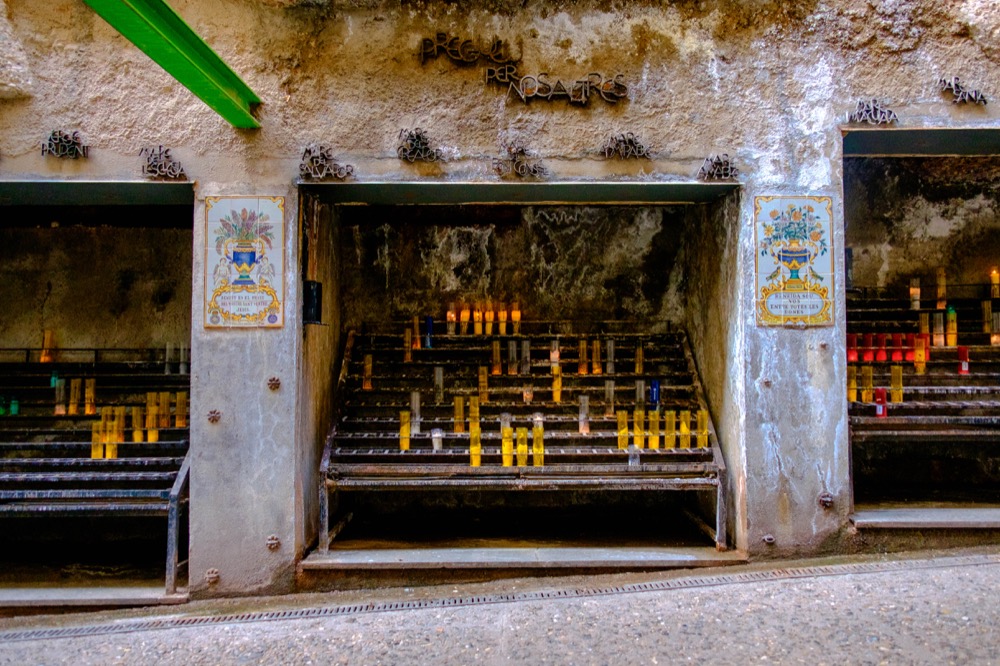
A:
[846,157,1000,292]
[3,0,1000,591]
[0,222,192,350]
[336,205,686,330]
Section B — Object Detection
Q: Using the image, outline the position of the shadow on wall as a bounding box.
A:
[336,205,687,329]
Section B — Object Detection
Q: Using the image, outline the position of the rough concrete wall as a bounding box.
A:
[0,0,32,99]
[681,192,748,550]
[0,226,192,349]
[337,205,686,329]
[297,194,341,555]
[2,0,1000,587]
[189,184,302,597]
[846,157,1000,292]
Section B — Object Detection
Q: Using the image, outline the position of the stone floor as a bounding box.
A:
[1,547,999,665]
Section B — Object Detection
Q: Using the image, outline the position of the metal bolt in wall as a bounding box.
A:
[205,568,220,584]
[818,492,834,509]
[267,377,281,391]
[266,535,281,550]
[762,534,776,545]
[207,410,221,423]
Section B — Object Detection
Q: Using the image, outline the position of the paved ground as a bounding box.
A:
[1,548,999,665]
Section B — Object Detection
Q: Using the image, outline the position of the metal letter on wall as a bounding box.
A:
[754,196,835,327]
[205,196,284,328]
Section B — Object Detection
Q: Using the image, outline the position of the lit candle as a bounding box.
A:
[91,421,104,460]
[473,304,483,335]
[891,333,903,363]
[84,379,96,416]
[994,313,1000,345]
[523,385,533,404]
[40,329,53,363]
[861,365,873,402]
[413,316,422,349]
[403,328,412,363]
[176,391,188,428]
[478,367,488,403]
[431,428,444,452]
[485,305,494,335]
[983,300,993,334]
[146,404,159,443]
[68,378,81,416]
[498,303,507,335]
[447,303,457,335]
[847,366,857,402]
[552,365,562,404]
[578,395,590,435]
[933,312,945,347]
[511,302,521,335]
[508,341,518,376]
[875,333,887,362]
[592,340,602,376]
[549,339,560,364]
[521,340,531,375]
[53,379,66,416]
[992,269,999,299]
[132,406,144,443]
[460,305,470,335]
[847,333,858,363]
[634,342,644,374]
[578,339,589,375]
[617,410,628,450]
[469,396,480,432]
[159,392,171,429]
[363,354,373,391]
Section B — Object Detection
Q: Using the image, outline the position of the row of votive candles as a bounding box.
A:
[848,366,905,408]
[89,393,188,458]
[906,270,1000,310]
[848,335,971,375]
[397,408,710,464]
[445,302,522,336]
[35,331,190,371]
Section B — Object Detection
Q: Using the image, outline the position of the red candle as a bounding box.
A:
[958,346,970,375]
[919,333,931,361]
[847,334,858,363]
[874,388,887,418]
[905,333,916,362]
[862,333,874,362]
[875,333,887,362]
[891,333,903,362]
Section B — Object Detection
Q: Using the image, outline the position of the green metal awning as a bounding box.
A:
[843,128,1000,157]
[83,0,261,128]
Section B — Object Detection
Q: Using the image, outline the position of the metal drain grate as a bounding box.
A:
[2,553,998,643]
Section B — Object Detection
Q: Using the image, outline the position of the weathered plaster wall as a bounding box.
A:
[681,192,747,549]
[846,157,1000,291]
[0,224,192,349]
[336,205,686,329]
[2,0,1000,588]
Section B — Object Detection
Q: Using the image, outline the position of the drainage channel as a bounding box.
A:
[3,553,999,643]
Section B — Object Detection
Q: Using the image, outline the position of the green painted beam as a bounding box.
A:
[843,128,1000,156]
[83,0,261,128]
[0,181,194,206]
[301,181,741,206]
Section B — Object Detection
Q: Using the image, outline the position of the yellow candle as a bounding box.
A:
[132,406,144,443]
[68,378,81,416]
[91,422,104,459]
[469,396,480,431]
[403,328,412,362]
[473,305,483,335]
[511,302,521,335]
[501,427,514,466]
[914,339,927,375]
[146,405,159,443]
[592,340,602,376]
[678,410,691,449]
[946,308,958,346]
[460,305,471,335]
[413,315,421,349]
[664,410,676,449]
[40,329,54,363]
[633,409,645,449]
[992,268,1000,299]
[399,411,411,451]
[175,392,188,428]
[84,379,96,416]
[696,409,709,448]
[516,427,528,466]
[498,303,508,336]
[635,343,644,375]
[936,267,947,309]
[470,427,481,467]
[447,303,457,335]
[847,366,857,402]
[159,392,171,428]
[485,306,495,335]
[552,365,562,404]
[492,341,502,376]
[454,397,465,433]
[617,410,628,450]
[861,366,874,402]
[478,367,489,403]
[648,410,660,449]
[363,354,373,390]
[578,340,589,375]
[890,365,903,403]
[532,424,544,466]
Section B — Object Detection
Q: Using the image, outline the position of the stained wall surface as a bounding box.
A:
[2,0,1000,592]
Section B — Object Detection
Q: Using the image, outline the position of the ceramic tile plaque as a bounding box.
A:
[754,196,835,327]
[205,196,284,328]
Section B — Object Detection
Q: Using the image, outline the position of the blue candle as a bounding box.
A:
[424,316,433,348]
[649,380,660,408]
